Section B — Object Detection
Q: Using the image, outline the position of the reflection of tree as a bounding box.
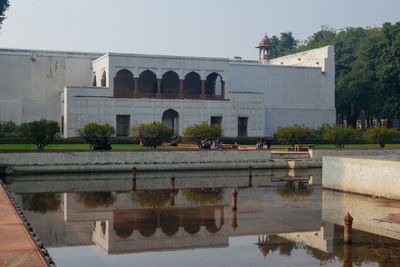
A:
[130,190,172,208]
[267,235,298,256]
[182,188,224,205]
[78,192,115,208]
[275,180,313,200]
[304,224,400,266]
[21,193,60,214]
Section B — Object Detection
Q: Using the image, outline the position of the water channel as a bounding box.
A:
[4,169,400,266]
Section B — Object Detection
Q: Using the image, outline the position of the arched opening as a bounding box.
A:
[205,72,223,96]
[114,69,134,97]
[136,210,157,238]
[183,72,201,95]
[161,71,180,94]
[138,70,157,95]
[92,75,97,87]
[162,109,179,135]
[160,211,179,237]
[183,209,202,235]
[101,71,107,87]
[113,211,134,239]
[204,207,224,233]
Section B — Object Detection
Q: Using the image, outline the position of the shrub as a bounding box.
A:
[365,126,399,148]
[0,121,19,140]
[274,124,311,147]
[19,119,60,150]
[78,123,115,150]
[78,192,115,208]
[182,122,223,148]
[130,121,173,149]
[323,125,360,148]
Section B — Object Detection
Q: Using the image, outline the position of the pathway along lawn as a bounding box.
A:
[1,143,400,150]
[0,144,191,150]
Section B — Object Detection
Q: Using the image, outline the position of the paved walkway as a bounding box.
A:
[0,184,49,267]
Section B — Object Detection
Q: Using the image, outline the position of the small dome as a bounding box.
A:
[257,33,273,48]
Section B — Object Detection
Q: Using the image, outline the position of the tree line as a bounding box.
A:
[268,22,400,128]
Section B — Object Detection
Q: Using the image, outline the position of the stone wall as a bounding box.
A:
[310,148,400,160]
[0,49,100,123]
[322,156,400,199]
[0,150,271,174]
[63,87,264,137]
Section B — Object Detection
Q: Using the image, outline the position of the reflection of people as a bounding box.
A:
[256,139,263,150]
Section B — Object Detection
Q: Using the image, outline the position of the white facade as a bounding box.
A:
[0,46,335,138]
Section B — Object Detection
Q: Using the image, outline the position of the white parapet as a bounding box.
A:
[322,156,400,200]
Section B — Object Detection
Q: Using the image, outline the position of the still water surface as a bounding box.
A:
[5,169,400,266]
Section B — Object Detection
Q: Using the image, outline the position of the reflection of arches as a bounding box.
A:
[114,69,134,97]
[183,72,201,95]
[204,207,224,233]
[136,210,157,237]
[162,109,179,135]
[101,71,107,87]
[160,211,179,236]
[113,211,134,239]
[161,71,180,94]
[101,221,106,235]
[138,70,157,94]
[183,209,202,235]
[205,72,223,96]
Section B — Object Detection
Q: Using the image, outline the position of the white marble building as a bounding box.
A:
[0,41,335,138]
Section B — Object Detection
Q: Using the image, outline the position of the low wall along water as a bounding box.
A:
[0,150,272,174]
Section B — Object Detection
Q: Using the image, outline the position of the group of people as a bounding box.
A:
[256,138,271,150]
[201,137,222,149]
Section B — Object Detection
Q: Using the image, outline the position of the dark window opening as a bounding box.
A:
[116,115,130,136]
[211,116,222,127]
[101,71,107,87]
[161,71,180,94]
[92,75,97,87]
[183,72,201,95]
[61,115,64,135]
[238,117,248,137]
[114,69,134,97]
[138,70,157,94]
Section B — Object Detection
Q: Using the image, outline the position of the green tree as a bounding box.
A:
[20,119,60,150]
[182,122,223,148]
[0,0,9,29]
[323,125,359,148]
[274,124,311,147]
[130,121,173,149]
[365,126,399,148]
[0,120,18,140]
[78,122,115,150]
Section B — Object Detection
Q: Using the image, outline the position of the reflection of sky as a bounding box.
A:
[49,235,360,267]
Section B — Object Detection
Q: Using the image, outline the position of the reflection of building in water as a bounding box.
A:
[12,169,323,254]
[92,206,226,254]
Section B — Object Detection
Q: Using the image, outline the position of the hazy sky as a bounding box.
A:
[0,0,399,59]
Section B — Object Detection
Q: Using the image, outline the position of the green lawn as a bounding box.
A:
[1,143,400,150]
[0,144,189,150]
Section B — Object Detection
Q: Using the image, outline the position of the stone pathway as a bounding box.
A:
[0,184,49,267]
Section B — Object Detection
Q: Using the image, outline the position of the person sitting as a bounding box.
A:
[213,137,222,149]
[201,138,210,149]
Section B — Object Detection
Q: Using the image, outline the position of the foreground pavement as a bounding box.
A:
[0,184,49,267]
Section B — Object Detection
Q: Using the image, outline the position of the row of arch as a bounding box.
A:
[112,69,225,99]
[112,206,225,239]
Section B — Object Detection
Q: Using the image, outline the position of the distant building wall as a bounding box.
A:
[0,49,100,123]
